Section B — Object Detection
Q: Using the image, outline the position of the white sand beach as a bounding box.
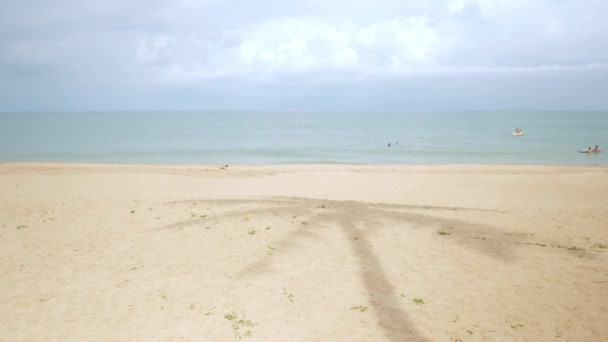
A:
[1,163,607,341]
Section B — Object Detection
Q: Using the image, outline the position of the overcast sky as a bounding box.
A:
[1,0,607,111]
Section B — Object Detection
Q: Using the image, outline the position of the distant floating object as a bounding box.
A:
[579,148,601,154]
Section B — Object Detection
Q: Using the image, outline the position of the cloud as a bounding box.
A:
[446,0,537,18]
[162,16,444,82]
[234,18,359,72]
[180,0,217,7]
[166,62,210,82]
[136,36,172,64]
[1,0,608,110]
[355,17,441,68]
[3,39,72,69]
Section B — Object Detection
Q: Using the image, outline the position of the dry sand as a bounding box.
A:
[1,163,607,341]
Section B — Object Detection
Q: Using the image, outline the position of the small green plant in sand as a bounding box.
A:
[247,229,256,235]
[510,323,524,329]
[16,225,27,230]
[413,298,425,306]
[350,305,368,312]
[317,205,327,209]
[283,287,294,302]
[204,306,215,316]
[556,244,585,251]
[301,221,308,225]
[267,246,275,255]
[593,243,607,249]
[189,303,196,309]
[438,231,451,235]
[224,312,257,338]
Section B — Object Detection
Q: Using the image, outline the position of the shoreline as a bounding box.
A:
[2,160,607,168]
[1,163,607,340]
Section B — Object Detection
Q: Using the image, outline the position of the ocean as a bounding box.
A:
[0,111,606,165]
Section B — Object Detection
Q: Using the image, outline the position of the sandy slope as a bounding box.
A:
[1,163,607,341]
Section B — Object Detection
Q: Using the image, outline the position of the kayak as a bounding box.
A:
[512,132,524,136]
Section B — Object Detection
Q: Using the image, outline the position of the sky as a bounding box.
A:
[1,0,608,111]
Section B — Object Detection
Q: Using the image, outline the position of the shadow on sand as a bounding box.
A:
[158,197,514,341]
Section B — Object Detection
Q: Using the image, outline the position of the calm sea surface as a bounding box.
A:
[0,111,606,165]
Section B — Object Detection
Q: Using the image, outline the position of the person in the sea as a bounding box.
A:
[593,145,600,153]
[388,143,391,147]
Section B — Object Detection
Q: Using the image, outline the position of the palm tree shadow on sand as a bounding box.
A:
[160,197,514,341]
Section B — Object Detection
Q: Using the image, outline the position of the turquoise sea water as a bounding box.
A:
[0,111,606,165]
